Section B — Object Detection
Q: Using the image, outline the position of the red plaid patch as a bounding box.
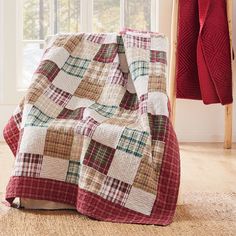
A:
[14,153,43,177]
[99,176,131,206]
[119,91,139,110]
[57,107,85,120]
[94,44,118,63]
[35,60,60,82]
[75,116,99,137]
[86,34,106,44]
[124,34,151,49]
[150,50,167,64]
[44,84,72,106]
[83,140,115,174]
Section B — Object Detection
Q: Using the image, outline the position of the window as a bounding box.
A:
[1,0,169,104]
[21,0,159,89]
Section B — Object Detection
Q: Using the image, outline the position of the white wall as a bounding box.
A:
[0,0,235,142]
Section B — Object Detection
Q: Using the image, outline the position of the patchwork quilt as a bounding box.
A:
[3,29,180,225]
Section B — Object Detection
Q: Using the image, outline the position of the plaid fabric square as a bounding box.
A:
[83,140,115,174]
[109,66,127,86]
[34,94,64,118]
[149,62,166,77]
[66,160,80,184]
[86,34,106,44]
[99,176,131,206]
[151,140,165,172]
[35,60,60,82]
[133,154,159,195]
[14,153,43,177]
[117,35,125,53]
[49,119,78,130]
[98,84,126,106]
[119,91,139,110]
[62,56,90,78]
[44,128,74,159]
[148,75,166,93]
[25,74,50,104]
[57,107,85,120]
[94,44,118,63]
[70,134,84,160]
[44,84,72,106]
[148,114,168,141]
[64,35,83,53]
[75,116,99,137]
[71,39,101,59]
[83,60,112,81]
[25,106,53,127]
[105,108,138,126]
[74,78,105,101]
[150,50,167,64]
[89,103,117,118]
[129,61,149,81]
[117,128,149,157]
[79,165,106,194]
[124,34,151,49]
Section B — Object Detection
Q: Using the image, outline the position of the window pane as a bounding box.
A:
[22,43,44,88]
[55,0,81,33]
[23,0,50,40]
[93,0,120,32]
[124,0,151,30]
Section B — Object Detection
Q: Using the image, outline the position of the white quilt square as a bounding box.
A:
[52,70,81,94]
[92,124,124,148]
[43,46,70,68]
[107,150,141,184]
[147,92,169,117]
[40,156,69,182]
[83,108,108,123]
[134,75,148,98]
[66,96,95,110]
[19,126,47,155]
[125,187,156,215]
[150,36,168,52]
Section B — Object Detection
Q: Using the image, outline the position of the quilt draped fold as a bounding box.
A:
[3,30,180,225]
[176,0,232,105]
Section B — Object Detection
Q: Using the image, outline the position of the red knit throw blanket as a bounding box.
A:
[176,0,232,105]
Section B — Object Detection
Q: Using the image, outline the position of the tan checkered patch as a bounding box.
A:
[44,128,74,159]
[79,165,106,194]
[148,75,166,93]
[25,74,50,104]
[70,134,84,160]
[74,78,105,101]
[133,144,159,195]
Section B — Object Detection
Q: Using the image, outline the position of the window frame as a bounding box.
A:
[0,0,160,104]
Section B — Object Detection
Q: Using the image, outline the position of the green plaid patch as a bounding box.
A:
[62,56,90,78]
[117,36,125,53]
[25,106,53,127]
[89,103,117,118]
[66,160,80,184]
[117,128,149,157]
[129,61,149,81]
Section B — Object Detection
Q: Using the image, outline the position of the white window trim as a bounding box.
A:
[0,0,161,105]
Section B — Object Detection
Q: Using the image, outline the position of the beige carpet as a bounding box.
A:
[0,193,236,236]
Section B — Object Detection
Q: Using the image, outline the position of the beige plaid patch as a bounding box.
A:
[105,108,138,126]
[44,128,74,159]
[71,39,101,59]
[149,62,167,77]
[98,84,126,106]
[53,35,83,54]
[152,140,165,172]
[70,134,84,160]
[79,165,106,194]
[74,78,105,101]
[148,75,166,93]
[133,144,159,195]
[25,74,50,104]
[125,47,149,63]
[83,60,112,81]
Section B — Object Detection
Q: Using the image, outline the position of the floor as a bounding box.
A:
[0,142,236,236]
[1,142,235,194]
